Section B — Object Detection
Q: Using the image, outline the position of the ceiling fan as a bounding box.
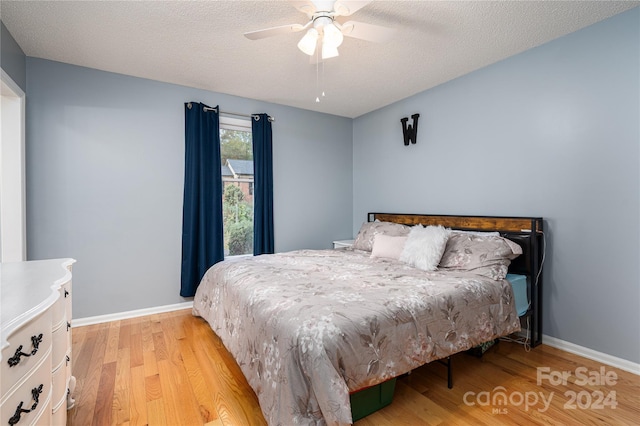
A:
[244,0,396,61]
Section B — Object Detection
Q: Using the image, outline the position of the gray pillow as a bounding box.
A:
[353,221,410,252]
[438,233,522,280]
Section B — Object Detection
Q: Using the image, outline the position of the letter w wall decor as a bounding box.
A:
[400,114,420,146]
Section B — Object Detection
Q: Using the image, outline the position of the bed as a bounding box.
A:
[192,213,543,425]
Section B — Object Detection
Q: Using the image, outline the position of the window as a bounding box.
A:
[220,117,253,256]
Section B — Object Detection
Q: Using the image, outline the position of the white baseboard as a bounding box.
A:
[72,301,194,327]
[543,334,640,376]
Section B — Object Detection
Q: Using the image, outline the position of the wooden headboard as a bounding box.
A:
[369,213,541,233]
[368,213,544,347]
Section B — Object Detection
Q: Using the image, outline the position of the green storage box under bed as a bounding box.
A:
[350,377,397,421]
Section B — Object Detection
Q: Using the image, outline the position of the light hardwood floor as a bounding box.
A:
[68,309,639,425]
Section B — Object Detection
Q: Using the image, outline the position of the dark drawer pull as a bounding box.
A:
[7,334,43,367]
[8,384,43,425]
[64,289,70,298]
[67,321,71,331]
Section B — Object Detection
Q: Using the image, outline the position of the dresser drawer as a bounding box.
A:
[1,310,52,398]
[51,362,67,412]
[66,350,72,382]
[51,281,71,329]
[51,322,69,371]
[51,397,67,426]
[30,395,52,426]
[64,281,72,323]
[0,350,52,426]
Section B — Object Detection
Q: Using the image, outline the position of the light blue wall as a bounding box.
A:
[19,8,640,364]
[0,20,26,91]
[26,58,353,319]
[354,9,639,364]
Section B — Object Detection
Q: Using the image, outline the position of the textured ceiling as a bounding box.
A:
[1,1,637,118]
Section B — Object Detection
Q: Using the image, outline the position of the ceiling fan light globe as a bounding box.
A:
[298,28,318,56]
[321,43,339,59]
[323,23,344,48]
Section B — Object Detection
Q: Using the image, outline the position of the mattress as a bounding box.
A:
[193,249,521,425]
[506,273,529,317]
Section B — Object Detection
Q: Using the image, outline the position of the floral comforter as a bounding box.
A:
[192,249,520,425]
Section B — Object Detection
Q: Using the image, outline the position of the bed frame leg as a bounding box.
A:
[436,356,453,389]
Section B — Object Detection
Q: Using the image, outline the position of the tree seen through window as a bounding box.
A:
[220,126,253,256]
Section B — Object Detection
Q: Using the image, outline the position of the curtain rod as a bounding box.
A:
[202,105,275,122]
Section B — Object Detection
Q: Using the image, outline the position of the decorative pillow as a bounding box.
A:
[371,234,408,260]
[353,221,410,252]
[438,233,523,280]
[399,225,450,271]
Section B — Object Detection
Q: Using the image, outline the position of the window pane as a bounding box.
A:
[220,127,253,256]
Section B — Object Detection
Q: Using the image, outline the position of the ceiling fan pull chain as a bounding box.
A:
[316,47,320,103]
[322,61,326,98]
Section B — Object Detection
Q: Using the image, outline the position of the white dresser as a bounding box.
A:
[1,259,76,426]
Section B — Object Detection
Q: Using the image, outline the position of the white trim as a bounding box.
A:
[72,301,193,327]
[543,334,640,376]
[0,69,27,262]
[0,69,25,97]
[220,115,251,131]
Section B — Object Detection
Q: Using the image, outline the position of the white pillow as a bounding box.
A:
[400,225,450,271]
[371,234,408,260]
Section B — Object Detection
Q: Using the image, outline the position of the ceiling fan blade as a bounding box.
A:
[340,20,396,43]
[244,23,306,40]
[291,0,317,18]
[333,1,372,16]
